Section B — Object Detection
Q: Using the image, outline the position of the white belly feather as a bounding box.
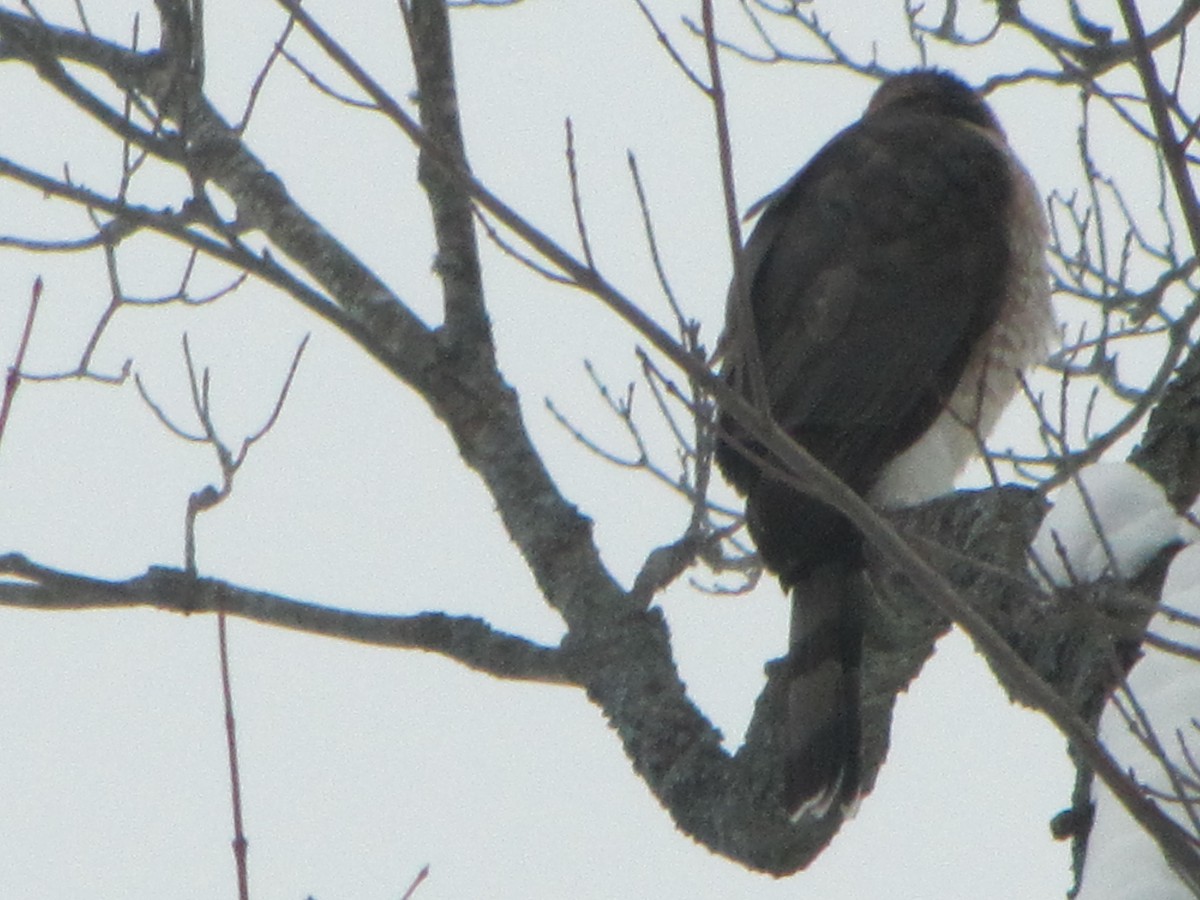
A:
[870,152,1055,508]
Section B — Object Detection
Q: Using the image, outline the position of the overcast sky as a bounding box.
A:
[0,1,1189,897]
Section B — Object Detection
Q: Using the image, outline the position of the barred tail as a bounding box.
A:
[783,561,864,820]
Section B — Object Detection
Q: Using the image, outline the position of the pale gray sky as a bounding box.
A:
[3,1,1187,897]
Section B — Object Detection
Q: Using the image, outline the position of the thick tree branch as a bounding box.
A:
[1133,344,1200,511]
[371,3,1200,880]
[402,0,491,353]
[995,0,1200,79]
[0,9,438,385]
[0,153,388,358]
[5,0,1200,883]
[0,554,570,684]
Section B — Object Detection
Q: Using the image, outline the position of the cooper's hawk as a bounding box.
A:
[716,70,1053,819]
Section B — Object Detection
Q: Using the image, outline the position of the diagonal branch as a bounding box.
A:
[996,0,1200,79]
[280,0,1200,881]
[7,0,1199,881]
[0,277,42,446]
[0,8,438,385]
[1117,0,1200,257]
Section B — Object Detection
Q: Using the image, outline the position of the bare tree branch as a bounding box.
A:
[5,0,1200,887]
[0,277,42,446]
[0,554,570,684]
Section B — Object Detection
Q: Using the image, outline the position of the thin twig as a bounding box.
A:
[627,152,687,331]
[631,0,708,90]
[399,864,430,900]
[698,0,768,426]
[564,118,594,270]
[218,608,250,900]
[1113,679,1200,840]
[1118,0,1200,256]
[0,277,43,446]
[238,14,296,133]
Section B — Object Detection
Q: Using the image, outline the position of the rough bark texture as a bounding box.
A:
[1,0,1199,881]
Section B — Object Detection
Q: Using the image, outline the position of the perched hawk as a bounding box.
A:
[716,70,1053,819]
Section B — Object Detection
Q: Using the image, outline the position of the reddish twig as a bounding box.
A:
[219,608,250,900]
[400,864,430,900]
[141,331,309,900]
[0,276,43,447]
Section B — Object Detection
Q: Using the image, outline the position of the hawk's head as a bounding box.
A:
[866,69,1002,136]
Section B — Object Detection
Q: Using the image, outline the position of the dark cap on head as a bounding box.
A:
[867,70,1001,135]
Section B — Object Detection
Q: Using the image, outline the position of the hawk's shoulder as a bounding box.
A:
[719,72,1048,517]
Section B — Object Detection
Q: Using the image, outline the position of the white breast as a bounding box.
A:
[869,150,1055,509]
